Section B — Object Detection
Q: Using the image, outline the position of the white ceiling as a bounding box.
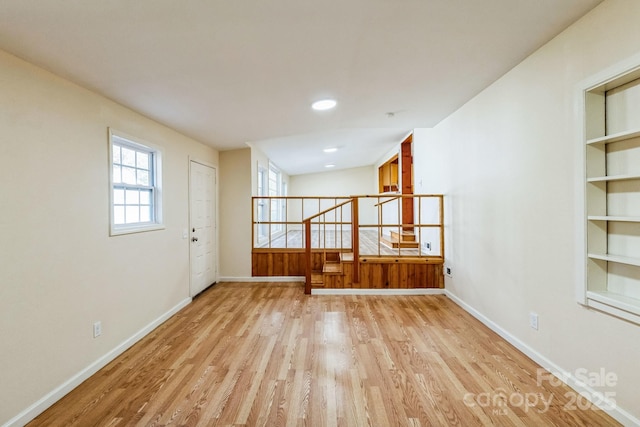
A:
[0,0,602,175]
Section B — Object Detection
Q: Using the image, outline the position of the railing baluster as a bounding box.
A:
[418,196,422,257]
[397,197,401,256]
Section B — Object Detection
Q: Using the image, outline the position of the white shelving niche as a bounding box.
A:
[581,61,640,325]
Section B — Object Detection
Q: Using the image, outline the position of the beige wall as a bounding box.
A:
[0,49,218,425]
[290,166,378,225]
[289,166,376,197]
[219,148,252,278]
[413,0,640,422]
[218,145,295,279]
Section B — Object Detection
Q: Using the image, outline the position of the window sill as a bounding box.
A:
[110,223,165,236]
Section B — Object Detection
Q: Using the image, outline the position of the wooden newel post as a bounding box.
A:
[304,219,312,294]
[351,198,360,284]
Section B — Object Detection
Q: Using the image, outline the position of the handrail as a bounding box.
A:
[252,194,445,294]
[252,195,351,249]
[374,195,401,207]
[303,199,353,222]
[252,195,352,200]
[350,193,444,198]
[303,198,355,294]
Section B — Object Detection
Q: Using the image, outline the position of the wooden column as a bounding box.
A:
[304,219,311,294]
[351,198,360,284]
[401,134,414,232]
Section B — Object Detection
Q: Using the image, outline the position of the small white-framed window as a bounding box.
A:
[109,129,163,235]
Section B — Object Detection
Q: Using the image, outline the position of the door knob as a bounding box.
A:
[192,237,198,242]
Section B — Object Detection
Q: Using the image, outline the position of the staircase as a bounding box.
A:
[380,230,420,249]
[312,251,354,288]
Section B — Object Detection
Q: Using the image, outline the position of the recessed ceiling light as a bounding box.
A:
[312,99,337,111]
[325,164,336,168]
[323,147,338,153]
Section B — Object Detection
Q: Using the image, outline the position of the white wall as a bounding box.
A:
[289,165,376,197]
[413,0,640,422]
[219,148,252,278]
[0,49,218,425]
[290,166,378,225]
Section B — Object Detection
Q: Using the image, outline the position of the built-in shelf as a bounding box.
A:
[586,127,640,145]
[588,253,640,267]
[581,60,640,326]
[587,174,640,182]
[587,216,640,222]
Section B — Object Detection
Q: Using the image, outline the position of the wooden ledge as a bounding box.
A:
[359,256,444,264]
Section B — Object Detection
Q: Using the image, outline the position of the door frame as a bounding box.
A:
[188,157,219,297]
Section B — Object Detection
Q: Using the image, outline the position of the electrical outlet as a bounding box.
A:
[529,312,539,330]
[445,266,452,277]
[93,321,102,338]
[425,242,431,250]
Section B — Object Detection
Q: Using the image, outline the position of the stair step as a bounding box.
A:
[311,272,324,285]
[323,261,343,274]
[390,230,416,242]
[380,237,420,249]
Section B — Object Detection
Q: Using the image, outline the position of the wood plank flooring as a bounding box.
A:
[29,282,618,426]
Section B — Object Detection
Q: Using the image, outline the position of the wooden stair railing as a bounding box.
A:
[374,195,417,253]
[303,198,357,294]
[251,194,445,292]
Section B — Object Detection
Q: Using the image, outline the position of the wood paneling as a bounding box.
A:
[253,250,444,289]
[331,259,442,289]
[252,250,312,276]
[29,282,619,427]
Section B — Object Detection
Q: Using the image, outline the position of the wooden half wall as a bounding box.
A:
[252,249,444,289]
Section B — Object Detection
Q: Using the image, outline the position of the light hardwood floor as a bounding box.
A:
[29,282,618,426]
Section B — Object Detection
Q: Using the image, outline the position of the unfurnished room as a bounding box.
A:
[1,1,640,426]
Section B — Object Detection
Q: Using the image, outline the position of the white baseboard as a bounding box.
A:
[444,290,640,427]
[3,298,192,427]
[312,288,445,295]
[218,276,304,283]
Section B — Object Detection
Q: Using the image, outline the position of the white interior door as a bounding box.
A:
[190,161,217,296]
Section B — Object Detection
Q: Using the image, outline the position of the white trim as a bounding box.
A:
[2,298,192,427]
[218,276,304,283]
[188,157,217,170]
[108,128,164,236]
[575,52,640,321]
[444,290,640,427]
[109,223,165,236]
[312,288,445,295]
